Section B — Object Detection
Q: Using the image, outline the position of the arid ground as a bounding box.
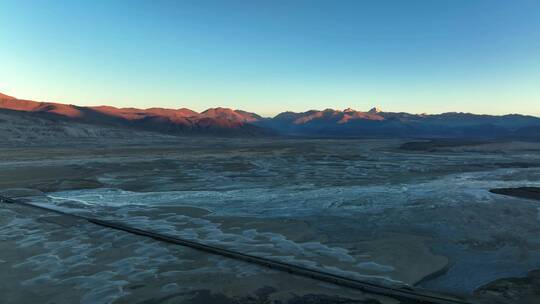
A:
[1,138,540,304]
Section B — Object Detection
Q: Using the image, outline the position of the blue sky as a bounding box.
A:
[1,0,539,116]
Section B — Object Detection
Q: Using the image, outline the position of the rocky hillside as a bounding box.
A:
[255,108,540,139]
[0,94,266,136]
[1,92,540,139]
[0,108,176,146]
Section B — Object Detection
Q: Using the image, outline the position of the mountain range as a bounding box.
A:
[1,92,540,140]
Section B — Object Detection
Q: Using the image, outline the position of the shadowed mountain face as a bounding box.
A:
[1,92,540,139]
[255,108,540,139]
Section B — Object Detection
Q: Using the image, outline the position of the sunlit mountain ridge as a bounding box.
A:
[1,92,540,139]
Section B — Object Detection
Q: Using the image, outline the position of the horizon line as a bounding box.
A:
[2,90,539,119]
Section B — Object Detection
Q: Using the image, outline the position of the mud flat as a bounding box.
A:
[489,187,540,202]
[2,138,540,303]
[400,140,540,153]
[0,202,400,304]
[473,270,540,304]
[399,139,493,151]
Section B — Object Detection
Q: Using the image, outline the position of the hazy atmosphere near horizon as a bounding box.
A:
[2,1,540,304]
[1,0,540,116]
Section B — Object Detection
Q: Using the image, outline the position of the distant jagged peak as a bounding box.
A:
[368,107,382,113]
[343,107,356,113]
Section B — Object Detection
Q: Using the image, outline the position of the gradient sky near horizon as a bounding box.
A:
[1,0,539,117]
